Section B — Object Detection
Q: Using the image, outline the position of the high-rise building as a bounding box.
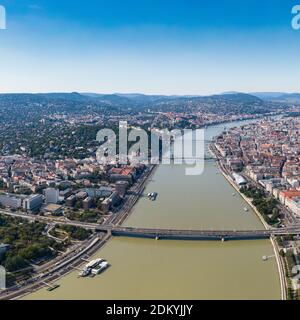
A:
[76,191,88,200]
[101,191,120,213]
[83,197,93,210]
[0,193,23,209]
[23,194,43,212]
[115,181,129,197]
[66,195,76,207]
[44,188,59,204]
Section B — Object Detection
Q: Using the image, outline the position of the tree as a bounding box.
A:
[20,243,53,261]
[279,249,285,257]
[271,208,280,222]
[4,256,28,272]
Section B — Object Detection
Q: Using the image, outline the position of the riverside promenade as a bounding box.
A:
[209,142,288,300]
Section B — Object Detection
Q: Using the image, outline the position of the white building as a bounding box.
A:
[285,197,300,218]
[232,173,247,186]
[0,193,23,209]
[259,178,284,194]
[286,177,300,189]
[44,188,59,204]
[23,194,43,212]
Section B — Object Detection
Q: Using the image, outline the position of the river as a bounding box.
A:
[24,119,281,300]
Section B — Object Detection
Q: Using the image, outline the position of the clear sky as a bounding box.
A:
[0,0,299,95]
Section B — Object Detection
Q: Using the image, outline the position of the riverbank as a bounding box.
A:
[20,168,281,299]
[271,236,287,300]
[15,119,281,300]
[1,165,158,300]
[209,143,286,300]
[203,112,283,131]
[1,233,112,300]
[115,164,158,226]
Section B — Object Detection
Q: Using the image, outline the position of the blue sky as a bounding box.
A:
[0,0,299,94]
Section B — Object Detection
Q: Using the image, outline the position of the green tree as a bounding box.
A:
[4,256,28,272]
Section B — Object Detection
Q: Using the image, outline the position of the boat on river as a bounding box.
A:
[79,258,106,277]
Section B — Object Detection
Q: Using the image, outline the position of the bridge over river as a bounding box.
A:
[96,226,300,241]
[1,210,300,241]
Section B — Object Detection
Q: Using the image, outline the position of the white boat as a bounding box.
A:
[148,192,158,201]
[79,258,105,277]
[91,261,109,275]
[151,192,158,201]
[244,207,249,212]
[85,258,104,269]
[79,268,91,277]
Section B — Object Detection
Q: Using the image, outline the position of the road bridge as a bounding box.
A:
[1,210,300,241]
[96,226,300,241]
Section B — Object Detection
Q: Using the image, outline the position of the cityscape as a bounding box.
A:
[1,0,300,305]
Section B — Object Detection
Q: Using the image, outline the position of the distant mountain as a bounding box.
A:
[38,92,90,102]
[221,91,242,95]
[82,92,263,105]
[211,93,263,103]
[251,92,286,100]
[0,92,120,119]
[274,93,300,103]
[58,92,281,114]
[82,92,174,104]
[131,92,274,115]
[113,93,149,99]
[81,92,106,98]
[0,91,285,119]
[251,92,300,103]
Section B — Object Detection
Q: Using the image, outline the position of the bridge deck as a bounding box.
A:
[1,209,299,242]
[96,226,300,241]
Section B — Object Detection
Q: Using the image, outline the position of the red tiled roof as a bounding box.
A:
[280,190,300,199]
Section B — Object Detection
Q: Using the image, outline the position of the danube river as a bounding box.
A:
[25,119,281,300]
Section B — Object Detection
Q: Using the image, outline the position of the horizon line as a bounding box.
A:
[0,90,299,96]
